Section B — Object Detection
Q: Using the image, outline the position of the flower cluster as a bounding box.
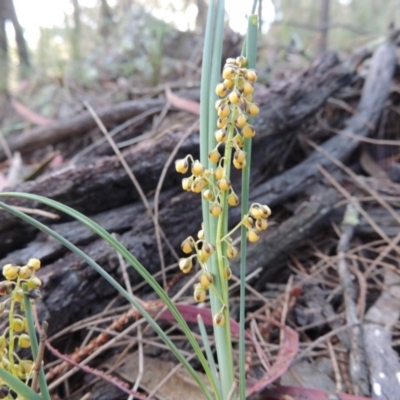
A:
[175,56,270,325]
[0,258,42,387]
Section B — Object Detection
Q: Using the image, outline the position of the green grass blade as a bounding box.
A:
[22,287,51,400]
[0,195,217,399]
[0,367,42,400]
[239,12,259,400]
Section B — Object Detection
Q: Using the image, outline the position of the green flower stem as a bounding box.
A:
[239,12,259,400]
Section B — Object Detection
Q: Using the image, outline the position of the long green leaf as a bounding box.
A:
[0,367,42,400]
[0,194,217,399]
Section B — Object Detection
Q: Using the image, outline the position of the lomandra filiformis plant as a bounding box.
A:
[175,56,271,323]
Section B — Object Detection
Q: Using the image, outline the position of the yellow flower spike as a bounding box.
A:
[242,124,256,139]
[215,83,227,97]
[208,149,221,164]
[199,272,213,289]
[12,318,24,333]
[18,334,31,349]
[218,104,231,118]
[247,103,260,117]
[215,129,227,143]
[18,266,33,280]
[191,160,204,177]
[179,258,193,274]
[243,82,254,95]
[3,264,19,281]
[223,79,234,90]
[210,203,223,217]
[236,56,247,67]
[181,237,194,254]
[202,243,215,257]
[223,266,233,280]
[175,158,189,174]
[26,276,42,290]
[214,166,224,180]
[222,67,236,80]
[226,246,238,259]
[260,205,272,218]
[234,149,246,163]
[191,178,207,193]
[202,189,214,202]
[247,229,260,243]
[194,284,207,303]
[217,177,231,191]
[232,134,244,148]
[246,70,257,82]
[233,158,247,170]
[242,216,254,229]
[228,90,241,105]
[227,192,239,207]
[235,113,247,128]
[255,219,268,231]
[213,311,225,326]
[27,258,41,271]
[217,117,228,129]
[197,229,204,240]
[182,177,193,191]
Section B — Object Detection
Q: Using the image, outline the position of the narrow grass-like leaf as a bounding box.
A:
[0,195,218,400]
[239,12,259,400]
[0,367,42,400]
[22,287,51,400]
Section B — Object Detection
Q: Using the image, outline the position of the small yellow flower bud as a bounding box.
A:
[218,104,231,118]
[191,178,207,193]
[227,192,239,206]
[242,216,254,229]
[250,206,264,220]
[232,134,244,148]
[222,67,236,80]
[12,289,24,302]
[175,158,189,174]
[18,334,31,349]
[26,276,42,290]
[215,129,227,143]
[181,238,194,254]
[194,284,207,302]
[235,113,247,128]
[20,359,33,374]
[208,149,221,163]
[246,70,257,82]
[225,57,236,65]
[202,243,215,256]
[197,249,209,263]
[197,229,204,240]
[255,219,268,231]
[247,229,260,243]
[243,82,254,95]
[3,264,19,281]
[214,166,224,180]
[228,90,241,104]
[182,177,193,191]
[215,83,227,97]
[213,311,225,326]
[233,158,247,169]
[215,99,223,110]
[223,79,234,90]
[202,189,214,202]
[199,272,213,289]
[260,205,272,218]
[242,124,255,139]
[192,161,204,177]
[223,266,232,280]
[12,318,24,332]
[236,56,247,67]
[217,177,231,191]
[217,117,228,129]
[179,258,193,274]
[234,149,246,163]
[227,246,238,259]
[247,103,260,117]
[210,204,223,217]
[245,93,253,102]
[27,258,41,271]
[18,266,33,280]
